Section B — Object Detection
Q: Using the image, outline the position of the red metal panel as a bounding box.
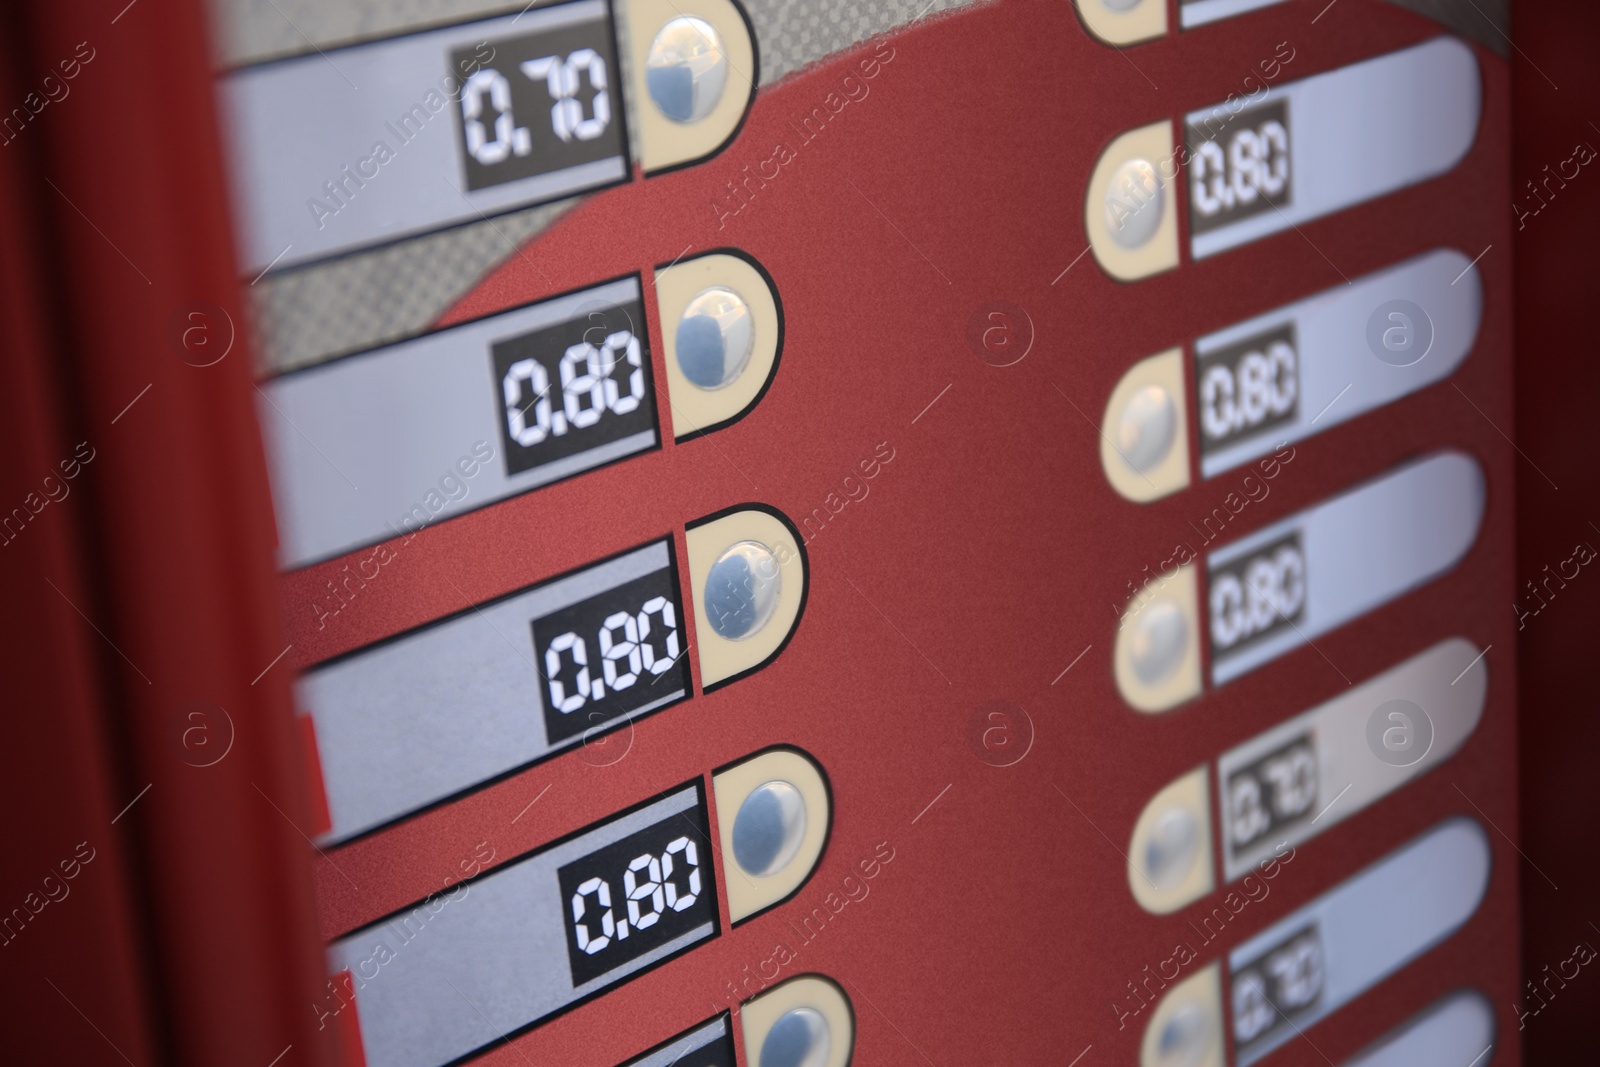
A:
[275,3,1522,1065]
[0,0,1548,1061]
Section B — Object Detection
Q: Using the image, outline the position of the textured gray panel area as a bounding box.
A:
[216,0,980,374]
[219,0,535,66]
[216,0,981,76]
[218,0,1506,374]
[249,196,577,371]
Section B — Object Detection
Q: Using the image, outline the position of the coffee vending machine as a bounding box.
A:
[4,0,1597,1064]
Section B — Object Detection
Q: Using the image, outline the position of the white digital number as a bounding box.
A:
[571,836,701,956]
[1233,973,1276,1044]
[1191,116,1290,220]
[545,590,681,713]
[1260,744,1317,821]
[461,69,520,165]
[1210,542,1307,650]
[1267,935,1325,1011]
[638,596,680,676]
[502,357,553,446]
[623,853,666,931]
[463,49,613,170]
[1230,128,1263,207]
[559,341,608,431]
[1200,339,1297,443]
[571,876,616,954]
[663,836,701,911]
[1233,932,1324,1044]
[600,330,645,416]
[545,631,592,713]
[1193,139,1229,217]
[503,329,643,454]
[1229,774,1271,846]
[1258,120,1290,196]
[522,51,612,145]
[599,611,643,691]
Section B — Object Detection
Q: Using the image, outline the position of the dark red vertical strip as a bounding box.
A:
[1512,0,1600,1059]
[8,0,334,1064]
[0,24,161,1066]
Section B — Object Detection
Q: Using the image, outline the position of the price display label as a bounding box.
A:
[329,784,717,1067]
[1184,39,1480,259]
[1231,925,1326,1054]
[1184,98,1292,238]
[224,1,630,273]
[1226,818,1490,1065]
[302,539,690,844]
[1223,734,1318,859]
[1204,451,1482,686]
[260,275,657,568]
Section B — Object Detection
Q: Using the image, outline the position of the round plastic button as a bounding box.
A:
[1144,807,1200,889]
[677,286,755,389]
[1105,158,1164,249]
[1154,1003,1210,1067]
[704,541,781,640]
[1117,384,1177,472]
[1129,601,1188,686]
[760,1008,831,1067]
[646,17,729,123]
[732,780,808,877]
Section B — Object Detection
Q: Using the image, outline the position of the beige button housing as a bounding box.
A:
[1127,766,1214,915]
[741,976,854,1067]
[685,506,806,690]
[657,251,782,440]
[622,0,756,172]
[1101,348,1192,502]
[1141,964,1225,1067]
[1071,0,1168,47]
[713,747,829,922]
[1114,563,1203,713]
[1087,121,1181,281]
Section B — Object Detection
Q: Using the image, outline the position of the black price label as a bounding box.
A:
[1209,531,1306,662]
[531,567,690,745]
[451,18,628,193]
[1226,734,1318,856]
[1196,323,1299,456]
[1232,925,1325,1050]
[491,295,658,478]
[558,807,718,987]
[1186,98,1292,235]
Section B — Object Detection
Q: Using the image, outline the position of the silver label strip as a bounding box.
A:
[224,0,627,273]
[260,275,654,568]
[303,539,688,844]
[331,784,715,1067]
[1206,451,1484,685]
[1228,818,1489,1064]
[1196,249,1481,478]
[1186,39,1480,259]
